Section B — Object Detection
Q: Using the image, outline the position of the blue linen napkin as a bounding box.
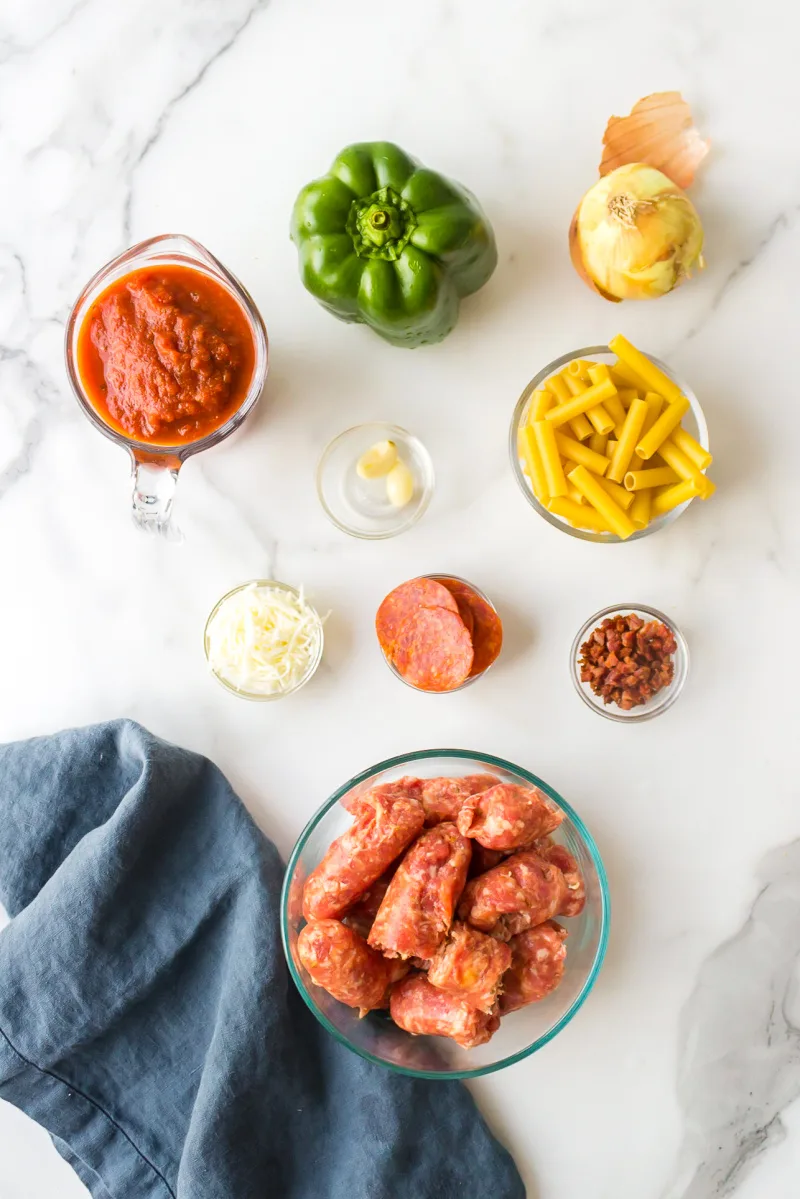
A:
[0,720,524,1199]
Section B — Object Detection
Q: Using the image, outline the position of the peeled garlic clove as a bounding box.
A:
[356,440,398,480]
[569,163,704,302]
[386,461,414,509]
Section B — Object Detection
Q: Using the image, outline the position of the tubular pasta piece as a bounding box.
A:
[610,362,650,392]
[609,334,686,406]
[529,389,555,420]
[629,488,652,529]
[554,431,610,476]
[520,424,549,503]
[547,496,612,533]
[544,372,592,439]
[635,398,690,461]
[531,420,568,498]
[544,373,571,404]
[569,413,594,441]
[607,397,648,483]
[627,392,666,473]
[624,467,679,491]
[670,425,712,471]
[651,477,700,516]
[564,372,615,435]
[593,472,635,511]
[545,377,618,428]
[567,465,636,540]
[656,437,706,487]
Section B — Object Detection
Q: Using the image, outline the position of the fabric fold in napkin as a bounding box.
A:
[0,720,524,1199]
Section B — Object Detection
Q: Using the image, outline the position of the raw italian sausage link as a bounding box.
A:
[419,773,500,826]
[298,919,408,1016]
[537,842,586,917]
[368,823,471,960]
[427,921,512,1013]
[302,790,424,921]
[457,848,566,941]
[457,783,563,851]
[390,973,500,1049]
[499,921,568,1013]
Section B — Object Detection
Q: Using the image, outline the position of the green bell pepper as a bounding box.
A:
[290,142,497,348]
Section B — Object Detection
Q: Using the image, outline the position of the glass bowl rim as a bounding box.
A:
[569,602,689,723]
[65,232,269,459]
[380,574,500,694]
[280,747,611,1079]
[204,578,324,702]
[315,421,435,541]
[508,345,709,544]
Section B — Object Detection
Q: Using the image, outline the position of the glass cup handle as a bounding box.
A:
[130,451,183,540]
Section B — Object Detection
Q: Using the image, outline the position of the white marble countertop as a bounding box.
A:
[1,1,799,1196]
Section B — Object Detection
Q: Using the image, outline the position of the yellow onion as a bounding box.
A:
[569,163,704,302]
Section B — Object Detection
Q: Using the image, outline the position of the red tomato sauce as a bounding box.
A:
[77,264,256,445]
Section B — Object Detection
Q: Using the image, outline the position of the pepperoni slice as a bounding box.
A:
[438,578,474,637]
[456,597,475,638]
[392,608,474,692]
[376,578,459,657]
[437,578,503,677]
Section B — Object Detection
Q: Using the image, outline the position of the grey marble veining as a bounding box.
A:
[666,842,800,1198]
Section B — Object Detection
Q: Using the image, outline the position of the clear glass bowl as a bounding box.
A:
[281,749,610,1078]
[204,579,323,701]
[380,575,501,693]
[316,423,434,540]
[66,234,269,538]
[570,603,689,722]
[509,346,709,544]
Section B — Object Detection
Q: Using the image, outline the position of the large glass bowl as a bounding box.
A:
[509,346,709,544]
[281,749,610,1079]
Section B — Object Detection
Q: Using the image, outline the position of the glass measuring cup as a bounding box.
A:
[65,234,269,538]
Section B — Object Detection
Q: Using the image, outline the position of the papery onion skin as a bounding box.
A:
[569,163,704,302]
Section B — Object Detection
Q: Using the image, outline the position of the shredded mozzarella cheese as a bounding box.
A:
[206,583,323,696]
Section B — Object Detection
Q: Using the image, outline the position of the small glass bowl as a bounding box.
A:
[316,423,434,540]
[570,603,689,722]
[381,575,500,693]
[509,346,709,544]
[281,748,610,1078]
[204,579,324,701]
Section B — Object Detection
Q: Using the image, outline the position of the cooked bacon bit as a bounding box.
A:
[599,92,710,189]
[579,613,677,710]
